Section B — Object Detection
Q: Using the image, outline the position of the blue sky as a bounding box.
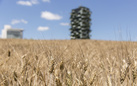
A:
[0,0,137,41]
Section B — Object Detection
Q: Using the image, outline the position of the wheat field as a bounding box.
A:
[0,39,137,86]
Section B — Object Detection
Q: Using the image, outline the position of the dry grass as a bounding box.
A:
[0,39,137,86]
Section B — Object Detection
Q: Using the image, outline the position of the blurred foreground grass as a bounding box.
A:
[0,39,137,86]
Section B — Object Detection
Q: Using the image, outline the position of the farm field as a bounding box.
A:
[0,39,137,86]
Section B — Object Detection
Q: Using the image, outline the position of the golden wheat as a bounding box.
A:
[0,39,136,85]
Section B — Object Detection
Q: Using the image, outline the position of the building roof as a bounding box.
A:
[6,28,24,31]
[72,6,90,12]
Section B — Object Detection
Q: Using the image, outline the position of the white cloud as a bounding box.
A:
[17,0,39,6]
[11,19,28,25]
[37,26,49,31]
[41,11,62,20]
[17,1,32,6]
[60,23,69,26]
[31,0,39,4]
[42,0,50,2]
[21,19,28,24]
[11,20,20,25]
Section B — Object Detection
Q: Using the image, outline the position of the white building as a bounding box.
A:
[2,25,23,39]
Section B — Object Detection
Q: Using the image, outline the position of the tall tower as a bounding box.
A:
[70,6,91,39]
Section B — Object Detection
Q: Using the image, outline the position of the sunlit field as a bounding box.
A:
[0,39,137,86]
